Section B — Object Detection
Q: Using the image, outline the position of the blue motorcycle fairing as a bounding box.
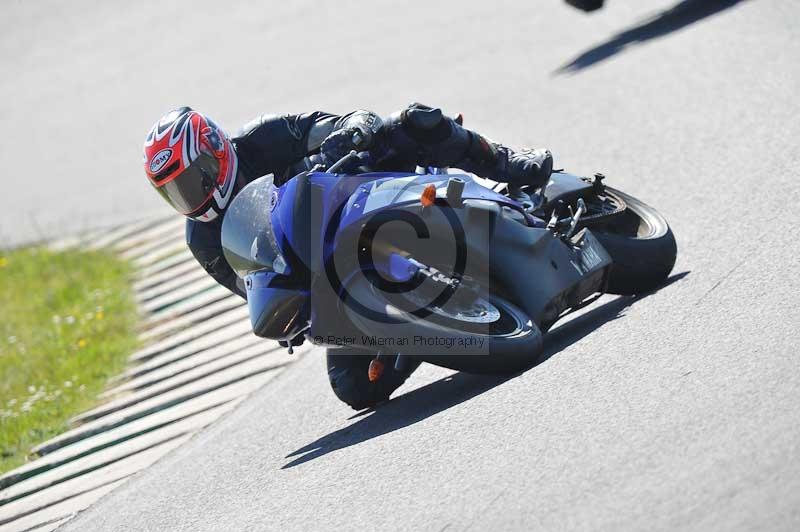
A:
[270,171,375,276]
[231,170,590,281]
[241,169,591,340]
[334,172,540,232]
[244,270,309,340]
[269,170,549,281]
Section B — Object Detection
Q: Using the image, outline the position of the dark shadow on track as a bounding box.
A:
[555,0,747,74]
[283,272,689,469]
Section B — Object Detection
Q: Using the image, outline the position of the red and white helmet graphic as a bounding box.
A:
[143,107,238,222]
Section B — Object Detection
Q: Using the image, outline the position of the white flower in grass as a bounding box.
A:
[65,316,75,325]
[52,315,62,325]
[27,385,36,394]
[64,380,73,388]
[7,399,16,406]
[7,336,17,344]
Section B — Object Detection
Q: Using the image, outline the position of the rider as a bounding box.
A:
[142,104,553,410]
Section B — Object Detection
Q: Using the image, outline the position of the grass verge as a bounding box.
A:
[0,247,139,475]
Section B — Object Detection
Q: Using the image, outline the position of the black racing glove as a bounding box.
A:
[320,127,373,164]
[320,110,384,165]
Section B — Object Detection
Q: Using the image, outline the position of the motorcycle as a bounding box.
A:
[221,150,676,379]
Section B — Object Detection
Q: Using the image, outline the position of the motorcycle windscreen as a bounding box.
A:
[221,175,288,278]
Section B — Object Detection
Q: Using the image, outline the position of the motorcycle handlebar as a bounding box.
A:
[326,150,372,174]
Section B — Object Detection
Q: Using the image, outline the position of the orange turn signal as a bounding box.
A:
[421,183,437,208]
[368,359,385,382]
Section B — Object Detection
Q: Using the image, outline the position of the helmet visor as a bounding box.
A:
[155,153,220,215]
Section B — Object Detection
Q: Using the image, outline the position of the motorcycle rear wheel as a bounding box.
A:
[589,188,677,295]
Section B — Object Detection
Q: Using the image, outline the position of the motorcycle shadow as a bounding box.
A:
[283,272,689,469]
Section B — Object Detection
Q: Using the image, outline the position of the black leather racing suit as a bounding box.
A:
[186,105,552,409]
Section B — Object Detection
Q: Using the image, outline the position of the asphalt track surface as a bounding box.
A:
[4,0,800,530]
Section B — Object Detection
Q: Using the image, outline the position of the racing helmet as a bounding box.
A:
[143,107,238,222]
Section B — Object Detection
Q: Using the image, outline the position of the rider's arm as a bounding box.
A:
[185,218,247,300]
[233,111,384,180]
[232,112,339,180]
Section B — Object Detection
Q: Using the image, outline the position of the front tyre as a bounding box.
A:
[591,188,677,295]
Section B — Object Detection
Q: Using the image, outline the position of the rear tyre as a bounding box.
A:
[591,188,677,295]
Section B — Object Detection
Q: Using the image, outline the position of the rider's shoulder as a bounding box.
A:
[235,111,339,139]
[234,113,285,138]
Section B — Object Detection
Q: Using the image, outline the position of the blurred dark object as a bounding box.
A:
[557,0,745,73]
[566,0,605,11]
